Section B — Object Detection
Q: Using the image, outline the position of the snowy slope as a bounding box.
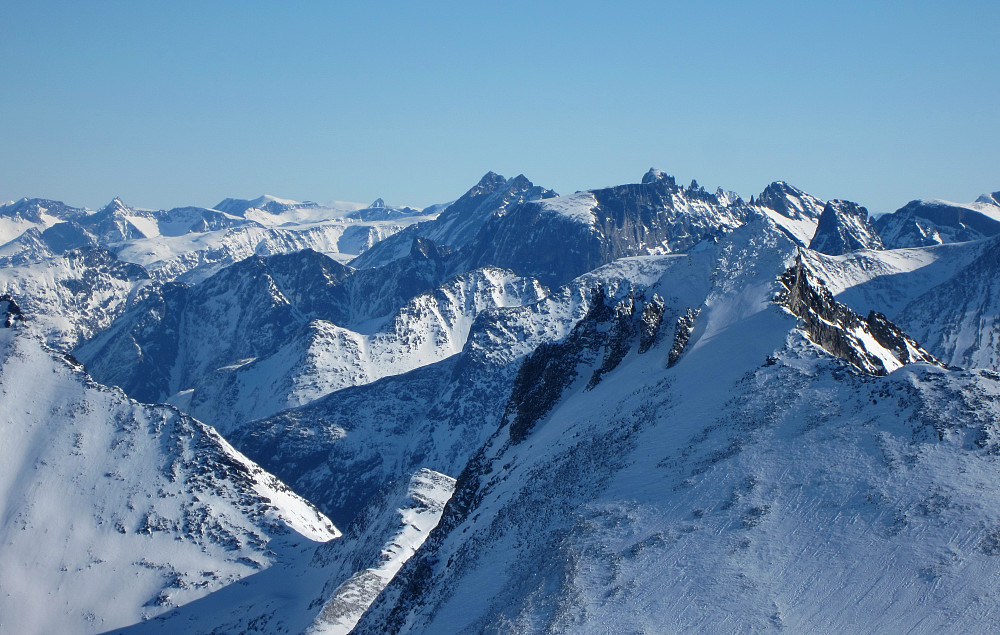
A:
[9,172,1000,633]
[76,246,548,434]
[115,469,453,635]
[0,328,337,635]
[894,236,1000,369]
[357,221,1000,633]
[177,266,547,433]
[306,469,456,635]
[351,172,556,270]
[115,213,435,284]
[0,194,434,285]
[0,247,151,350]
[876,197,1000,248]
[454,169,750,288]
[0,197,84,243]
[752,180,825,246]
[229,254,702,526]
[790,240,1000,371]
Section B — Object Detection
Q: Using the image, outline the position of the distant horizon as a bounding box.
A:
[3,1,997,215]
[2,166,996,216]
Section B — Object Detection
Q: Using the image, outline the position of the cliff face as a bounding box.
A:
[777,253,940,375]
[808,200,884,255]
[503,286,667,444]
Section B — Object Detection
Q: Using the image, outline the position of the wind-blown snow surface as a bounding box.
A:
[356,223,1000,633]
[0,329,338,634]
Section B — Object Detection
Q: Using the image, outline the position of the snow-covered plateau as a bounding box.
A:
[2,172,1000,633]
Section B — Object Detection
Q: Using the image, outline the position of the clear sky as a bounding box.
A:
[1,1,997,213]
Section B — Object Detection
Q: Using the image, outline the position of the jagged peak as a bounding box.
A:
[369,197,387,208]
[99,197,130,214]
[777,256,939,375]
[715,187,742,206]
[641,168,676,186]
[452,171,510,202]
[476,171,507,188]
[824,199,869,218]
[808,199,883,255]
[506,174,533,189]
[759,180,806,198]
[754,181,824,219]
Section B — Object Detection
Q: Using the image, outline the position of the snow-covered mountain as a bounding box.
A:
[0,327,337,635]
[808,199,884,255]
[76,248,547,434]
[0,246,151,350]
[0,197,84,244]
[4,171,1000,633]
[355,220,1000,633]
[751,180,825,245]
[0,194,439,285]
[875,196,1000,248]
[227,256,682,526]
[117,468,454,635]
[351,172,558,270]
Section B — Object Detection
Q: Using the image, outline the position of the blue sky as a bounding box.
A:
[1,1,997,212]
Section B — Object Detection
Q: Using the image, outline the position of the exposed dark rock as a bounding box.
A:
[0,294,24,327]
[641,168,677,187]
[755,181,825,221]
[351,172,557,269]
[777,253,940,375]
[808,200,883,255]
[505,286,663,443]
[586,290,639,390]
[464,170,749,288]
[667,308,699,367]
[639,294,666,354]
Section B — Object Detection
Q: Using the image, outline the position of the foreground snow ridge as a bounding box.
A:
[0,329,338,635]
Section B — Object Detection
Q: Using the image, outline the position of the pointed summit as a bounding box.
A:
[808,199,884,255]
[470,171,508,194]
[641,168,676,187]
[756,181,824,220]
[99,197,130,215]
[369,198,387,209]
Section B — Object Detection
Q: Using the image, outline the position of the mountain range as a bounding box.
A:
[2,171,1000,633]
